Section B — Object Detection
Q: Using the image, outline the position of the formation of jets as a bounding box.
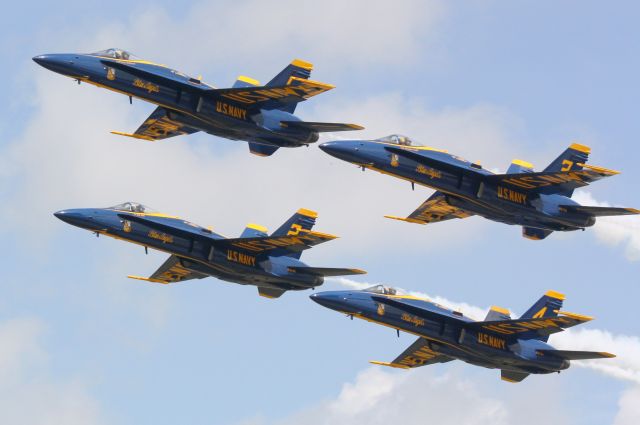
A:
[36,48,636,382]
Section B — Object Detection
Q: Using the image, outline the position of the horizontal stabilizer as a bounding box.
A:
[536,349,615,360]
[501,370,529,383]
[280,121,364,132]
[288,267,366,276]
[559,205,640,217]
[258,287,286,299]
[248,142,279,157]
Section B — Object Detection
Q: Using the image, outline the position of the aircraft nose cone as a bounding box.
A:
[310,291,354,312]
[319,141,365,164]
[54,209,95,229]
[33,54,77,75]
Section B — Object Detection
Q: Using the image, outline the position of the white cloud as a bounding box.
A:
[240,365,581,425]
[82,0,446,78]
[0,318,105,425]
[572,191,640,261]
[614,386,640,425]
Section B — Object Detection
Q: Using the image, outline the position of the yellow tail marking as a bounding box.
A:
[569,143,591,154]
[291,59,313,70]
[545,290,566,300]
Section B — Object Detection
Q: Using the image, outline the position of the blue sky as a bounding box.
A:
[1,1,639,424]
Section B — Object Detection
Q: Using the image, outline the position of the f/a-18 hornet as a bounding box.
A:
[311,286,613,382]
[320,135,638,239]
[54,202,364,298]
[34,48,362,156]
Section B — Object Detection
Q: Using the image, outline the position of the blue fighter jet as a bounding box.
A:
[34,48,363,156]
[311,286,614,382]
[320,135,638,239]
[54,202,365,298]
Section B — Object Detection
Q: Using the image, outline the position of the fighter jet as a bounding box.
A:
[311,286,614,382]
[320,135,638,239]
[54,202,365,298]
[33,48,363,156]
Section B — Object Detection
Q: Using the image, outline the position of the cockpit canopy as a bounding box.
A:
[109,202,155,213]
[363,284,398,295]
[375,134,421,146]
[91,48,138,60]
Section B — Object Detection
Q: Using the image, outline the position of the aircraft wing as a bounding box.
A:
[370,337,454,369]
[214,78,334,111]
[485,164,620,195]
[216,230,338,255]
[470,311,593,340]
[385,191,474,224]
[127,255,207,284]
[111,107,200,141]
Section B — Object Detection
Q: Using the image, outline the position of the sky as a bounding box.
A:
[1,1,640,424]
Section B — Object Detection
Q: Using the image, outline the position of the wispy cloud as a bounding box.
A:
[0,318,106,425]
[572,191,640,261]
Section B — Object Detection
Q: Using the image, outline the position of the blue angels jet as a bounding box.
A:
[320,135,639,239]
[311,286,614,382]
[33,48,363,156]
[54,202,365,298]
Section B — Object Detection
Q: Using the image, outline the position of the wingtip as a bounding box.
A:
[369,361,410,369]
[111,131,155,141]
[384,215,426,224]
